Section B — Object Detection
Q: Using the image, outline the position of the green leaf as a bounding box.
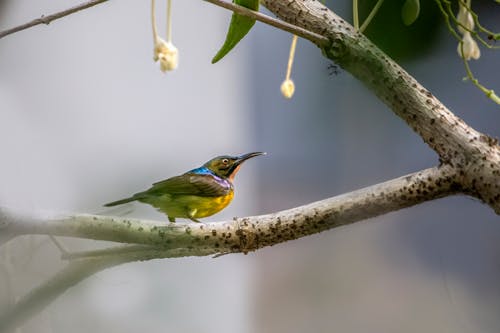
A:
[401,0,420,26]
[211,0,259,64]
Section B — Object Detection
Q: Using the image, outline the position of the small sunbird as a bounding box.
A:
[104,152,265,222]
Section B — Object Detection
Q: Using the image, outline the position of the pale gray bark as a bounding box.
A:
[261,0,500,213]
[0,1,499,331]
[0,166,461,331]
[2,166,461,253]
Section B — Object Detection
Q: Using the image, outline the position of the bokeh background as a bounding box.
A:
[0,0,499,332]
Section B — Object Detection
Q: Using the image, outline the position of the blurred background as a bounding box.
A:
[0,0,499,332]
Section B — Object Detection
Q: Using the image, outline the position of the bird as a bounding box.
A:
[104,152,265,222]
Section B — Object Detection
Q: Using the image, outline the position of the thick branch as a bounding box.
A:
[1,0,497,213]
[0,165,462,331]
[260,0,500,213]
[0,0,109,40]
[2,166,461,251]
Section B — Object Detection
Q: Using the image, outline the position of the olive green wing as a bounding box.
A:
[140,174,231,198]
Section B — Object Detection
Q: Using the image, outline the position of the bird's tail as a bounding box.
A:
[103,196,137,207]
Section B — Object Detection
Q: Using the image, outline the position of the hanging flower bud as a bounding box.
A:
[456,3,474,34]
[280,35,298,99]
[457,32,481,60]
[280,79,295,99]
[151,0,178,73]
[154,37,178,72]
[455,1,480,61]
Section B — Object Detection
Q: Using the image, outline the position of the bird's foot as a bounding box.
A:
[187,209,201,223]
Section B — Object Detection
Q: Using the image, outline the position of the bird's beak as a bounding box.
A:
[236,151,266,165]
[228,152,266,181]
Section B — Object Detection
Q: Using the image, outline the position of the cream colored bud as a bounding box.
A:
[154,38,178,72]
[280,79,295,99]
[457,32,481,60]
[456,4,474,34]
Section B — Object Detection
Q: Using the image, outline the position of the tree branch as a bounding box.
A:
[0,246,214,333]
[1,1,498,329]
[260,0,500,213]
[202,0,329,46]
[0,0,329,47]
[2,1,496,214]
[0,0,109,40]
[0,165,464,331]
[2,165,461,251]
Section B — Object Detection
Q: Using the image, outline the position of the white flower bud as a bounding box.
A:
[154,37,178,72]
[456,4,474,34]
[280,79,295,99]
[457,32,481,60]
[455,1,480,61]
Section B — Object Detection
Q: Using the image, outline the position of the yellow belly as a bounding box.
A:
[141,191,234,220]
[189,193,234,218]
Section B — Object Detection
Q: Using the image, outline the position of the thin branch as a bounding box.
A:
[61,244,157,260]
[202,0,329,46]
[353,0,359,30]
[359,0,385,33]
[2,166,461,251]
[0,247,214,333]
[0,0,109,40]
[460,43,500,104]
[48,235,70,256]
[0,0,329,46]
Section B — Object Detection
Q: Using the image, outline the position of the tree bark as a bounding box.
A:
[0,1,499,331]
[261,0,500,213]
[2,166,461,252]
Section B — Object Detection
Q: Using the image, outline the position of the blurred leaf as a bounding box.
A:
[359,0,441,61]
[401,0,420,26]
[212,0,259,64]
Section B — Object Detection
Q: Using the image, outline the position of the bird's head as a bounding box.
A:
[204,152,266,180]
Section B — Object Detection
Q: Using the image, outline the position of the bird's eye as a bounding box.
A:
[222,158,229,164]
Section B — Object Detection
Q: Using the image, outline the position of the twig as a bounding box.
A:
[359,0,385,33]
[0,246,214,333]
[203,0,330,46]
[0,0,109,40]
[353,0,359,30]
[0,0,329,46]
[48,235,69,256]
[61,244,158,260]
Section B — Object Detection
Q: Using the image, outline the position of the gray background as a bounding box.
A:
[1,0,499,332]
